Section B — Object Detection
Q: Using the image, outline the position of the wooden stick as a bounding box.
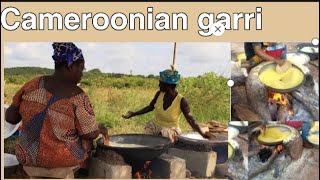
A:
[208,121,227,126]
[171,42,177,70]
[209,130,228,133]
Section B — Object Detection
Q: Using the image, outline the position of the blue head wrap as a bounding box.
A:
[52,42,84,67]
[159,69,181,85]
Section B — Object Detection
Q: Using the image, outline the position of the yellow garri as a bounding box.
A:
[258,127,291,143]
[228,143,234,159]
[259,67,304,90]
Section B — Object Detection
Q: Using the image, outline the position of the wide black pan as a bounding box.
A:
[97,134,172,165]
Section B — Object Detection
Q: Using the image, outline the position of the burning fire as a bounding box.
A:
[135,161,152,179]
[268,92,293,116]
[261,144,284,154]
[269,92,289,106]
[275,144,284,154]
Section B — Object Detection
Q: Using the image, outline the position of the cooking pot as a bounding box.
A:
[97,134,171,165]
[286,52,310,65]
[256,124,294,146]
[228,127,239,140]
[258,62,306,93]
[4,153,20,179]
[297,43,319,61]
[229,121,248,134]
[227,139,239,162]
[177,132,228,164]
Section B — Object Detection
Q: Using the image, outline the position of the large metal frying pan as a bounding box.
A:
[97,134,172,165]
[177,132,228,146]
[258,62,306,93]
[176,132,228,164]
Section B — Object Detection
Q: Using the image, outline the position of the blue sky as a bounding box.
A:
[4,42,231,78]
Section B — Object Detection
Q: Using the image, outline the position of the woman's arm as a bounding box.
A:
[81,130,100,140]
[253,45,285,65]
[180,98,210,138]
[122,91,161,119]
[75,93,108,140]
[5,105,22,125]
[82,123,108,140]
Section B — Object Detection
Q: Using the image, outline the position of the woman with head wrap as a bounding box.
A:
[122,69,211,143]
[5,42,108,177]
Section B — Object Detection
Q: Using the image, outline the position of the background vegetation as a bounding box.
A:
[4,67,230,135]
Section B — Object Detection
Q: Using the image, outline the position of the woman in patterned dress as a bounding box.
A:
[5,42,108,172]
[122,69,211,143]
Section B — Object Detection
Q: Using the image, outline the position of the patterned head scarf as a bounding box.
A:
[159,69,181,85]
[52,42,84,67]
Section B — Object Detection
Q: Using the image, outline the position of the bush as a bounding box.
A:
[4,67,230,134]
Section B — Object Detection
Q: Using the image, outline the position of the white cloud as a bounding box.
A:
[4,46,13,56]
[4,42,231,77]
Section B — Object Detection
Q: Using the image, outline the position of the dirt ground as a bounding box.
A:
[251,148,319,180]
[283,148,319,180]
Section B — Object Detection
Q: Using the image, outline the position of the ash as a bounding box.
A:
[250,149,319,180]
[287,98,314,122]
[95,150,127,165]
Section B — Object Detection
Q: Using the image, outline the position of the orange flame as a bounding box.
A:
[135,172,141,179]
[268,92,292,116]
[275,144,284,153]
[268,92,289,106]
[134,161,152,179]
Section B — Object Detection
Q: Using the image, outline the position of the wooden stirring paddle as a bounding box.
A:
[275,50,292,74]
[276,61,292,74]
[205,131,217,140]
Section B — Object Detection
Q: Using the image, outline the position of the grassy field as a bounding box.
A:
[4,67,230,136]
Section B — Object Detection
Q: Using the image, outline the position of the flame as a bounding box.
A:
[268,92,289,106]
[135,172,141,179]
[134,161,152,179]
[275,144,284,153]
[268,92,292,116]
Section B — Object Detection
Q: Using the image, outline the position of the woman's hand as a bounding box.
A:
[275,59,285,66]
[122,111,135,119]
[98,123,108,138]
[201,131,216,140]
[97,124,109,145]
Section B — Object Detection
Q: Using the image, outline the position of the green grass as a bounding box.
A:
[4,67,230,135]
[4,136,19,154]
